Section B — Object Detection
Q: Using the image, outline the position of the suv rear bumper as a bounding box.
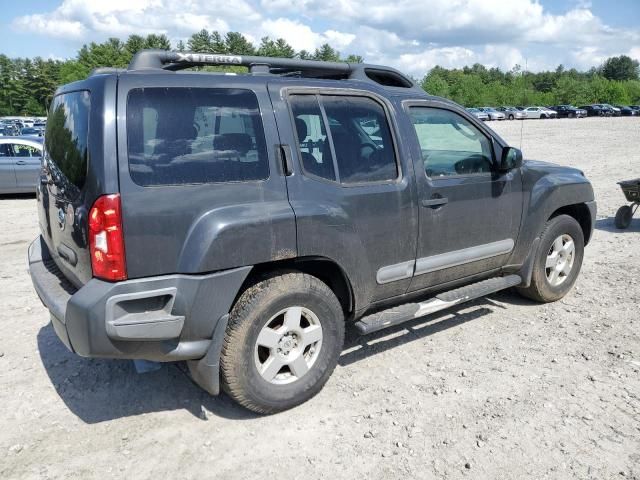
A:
[28,235,251,362]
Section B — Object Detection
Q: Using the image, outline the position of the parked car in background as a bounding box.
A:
[0,137,43,193]
[497,107,526,120]
[478,107,505,120]
[466,107,489,121]
[629,105,640,113]
[614,105,636,116]
[524,106,556,119]
[20,127,42,137]
[594,104,619,116]
[551,105,586,118]
[580,105,607,117]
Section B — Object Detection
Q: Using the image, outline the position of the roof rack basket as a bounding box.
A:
[128,49,417,89]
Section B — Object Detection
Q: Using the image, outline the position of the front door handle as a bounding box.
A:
[422,197,448,208]
[16,160,27,165]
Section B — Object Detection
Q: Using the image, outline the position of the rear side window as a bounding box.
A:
[322,96,397,184]
[45,91,90,193]
[290,95,336,181]
[127,88,269,186]
[289,94,398,184]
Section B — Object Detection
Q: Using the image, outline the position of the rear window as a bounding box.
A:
[45,91,90,194]
[127,88,269,186]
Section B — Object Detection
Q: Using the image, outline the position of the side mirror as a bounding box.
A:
[500,147,523,172]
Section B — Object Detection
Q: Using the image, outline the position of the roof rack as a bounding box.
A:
[128,49,418,89]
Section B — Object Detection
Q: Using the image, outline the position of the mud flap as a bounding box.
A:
[187,314,230,395]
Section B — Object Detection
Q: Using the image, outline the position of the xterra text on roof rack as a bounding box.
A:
[29,50,596,413]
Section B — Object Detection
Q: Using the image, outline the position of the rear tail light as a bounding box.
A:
[88,194,127,281]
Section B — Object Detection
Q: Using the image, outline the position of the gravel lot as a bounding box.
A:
[1,117,639,479]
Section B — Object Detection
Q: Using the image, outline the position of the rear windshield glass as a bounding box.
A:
[127,88,269,186]
[45,91,90,195]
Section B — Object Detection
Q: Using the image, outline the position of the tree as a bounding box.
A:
[224,32,255,55]
[145,34,171,50]
[188,29,213,52]
[257,37,295,58]
[313,44,340,62]
[600,55,639,81]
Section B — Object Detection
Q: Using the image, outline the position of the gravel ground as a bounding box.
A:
[1,117,639,479]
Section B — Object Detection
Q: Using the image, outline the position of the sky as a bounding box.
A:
[1,0,638,78]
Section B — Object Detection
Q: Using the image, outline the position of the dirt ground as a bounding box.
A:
[1,117,639,480]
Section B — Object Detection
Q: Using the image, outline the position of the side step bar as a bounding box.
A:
[354,274,522,335]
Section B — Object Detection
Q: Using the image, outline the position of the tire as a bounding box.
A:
[568,113,574,118]
[220,272,345,414]
[614,205,633,229]
[517,214,584,303]
[541,114,547,119]
[509,114,514,120]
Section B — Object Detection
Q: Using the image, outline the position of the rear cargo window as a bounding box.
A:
[127,88,269,186]
[45,91,90,194]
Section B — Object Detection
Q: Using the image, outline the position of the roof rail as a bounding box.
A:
[128,49,417,89]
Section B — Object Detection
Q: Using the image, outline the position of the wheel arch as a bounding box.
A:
[235,256,355,317]
[548,202,593,245]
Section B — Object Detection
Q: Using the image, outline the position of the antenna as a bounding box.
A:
[520,58,527,150]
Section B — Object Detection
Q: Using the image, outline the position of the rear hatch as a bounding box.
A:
[37,90,93,287]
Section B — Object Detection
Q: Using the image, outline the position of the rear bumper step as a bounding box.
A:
[354,274,522,335]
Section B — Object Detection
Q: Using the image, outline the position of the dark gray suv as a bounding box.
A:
[29,50,596,413]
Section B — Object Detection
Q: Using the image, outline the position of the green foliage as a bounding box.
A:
[600,55,639,81]
[420,63,640,107]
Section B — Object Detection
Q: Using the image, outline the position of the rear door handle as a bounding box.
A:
[278,144,294,176]
[421,197,448,208]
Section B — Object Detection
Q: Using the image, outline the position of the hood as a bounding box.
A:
[524,159,585,177]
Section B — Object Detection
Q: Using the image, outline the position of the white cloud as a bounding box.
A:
[9,0,640,77]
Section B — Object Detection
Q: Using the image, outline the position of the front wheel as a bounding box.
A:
[509,114,515,120]
[517,215,584,303]
[615,205,633,229]
[220,273,345,414]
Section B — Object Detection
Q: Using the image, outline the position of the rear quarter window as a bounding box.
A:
[45,91,91,196]
[127,87,269,186]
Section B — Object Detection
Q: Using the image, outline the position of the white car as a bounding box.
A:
[523,107,557,119]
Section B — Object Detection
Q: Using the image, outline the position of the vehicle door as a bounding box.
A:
[268,84,418,309]
[0,143,17,191]
[403,101,523,292]
[525,107,539,119]
[12,142,42,190]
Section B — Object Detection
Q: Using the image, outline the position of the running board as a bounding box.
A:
[354,274,522,335]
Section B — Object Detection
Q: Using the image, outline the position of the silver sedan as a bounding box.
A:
[0,137,43,194]
[478,107,505,120]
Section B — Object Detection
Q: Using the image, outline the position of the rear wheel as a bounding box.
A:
[615,205,633,229]
[517,215,584,303]
[220,273,344,414]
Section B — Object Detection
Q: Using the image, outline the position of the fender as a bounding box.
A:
[177,201,297,272]
[509,160,595,267]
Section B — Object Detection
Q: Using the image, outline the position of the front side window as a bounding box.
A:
[127,88,269,186]
[408,107,493,177]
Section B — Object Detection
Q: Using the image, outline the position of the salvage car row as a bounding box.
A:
[467,104,640,120]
